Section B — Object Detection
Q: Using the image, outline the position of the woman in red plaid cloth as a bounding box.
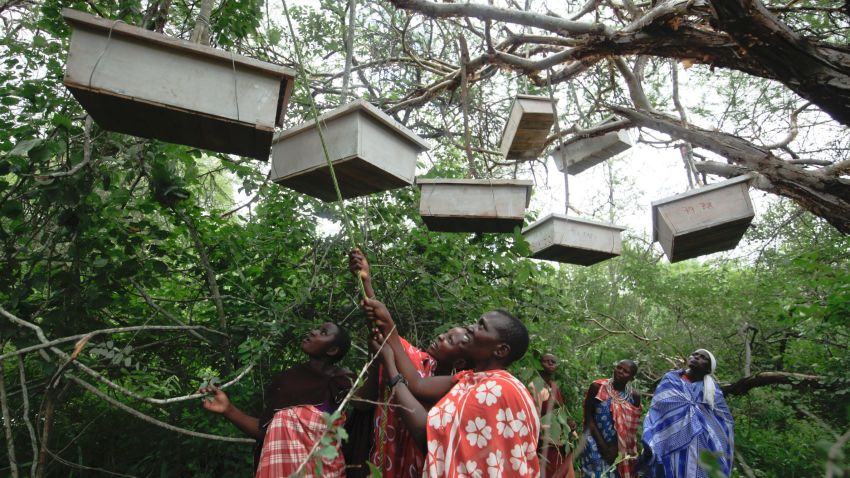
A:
[578,360,641,478]
[348,249,471,478]
[362,298,540,478]
[199,322,353,478]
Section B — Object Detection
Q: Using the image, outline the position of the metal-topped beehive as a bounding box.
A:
[523,213,625,266]
[271,99,430,202]
[499,95,556,160]
[417,179,533,233]
[62,8,295,160]
[652,175,755,262]
[553,129,633,176]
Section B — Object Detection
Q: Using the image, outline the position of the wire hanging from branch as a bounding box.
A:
[281,0,366,298]
[546,69,570,214]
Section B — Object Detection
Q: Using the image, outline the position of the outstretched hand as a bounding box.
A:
[369,331,393,365]
[348,248,370,280]
[198,385,231,415]
[361,297,395,336]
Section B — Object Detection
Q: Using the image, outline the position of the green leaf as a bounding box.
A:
[317,445,338,460]
[366,462,383,478]
[9,138,42,157]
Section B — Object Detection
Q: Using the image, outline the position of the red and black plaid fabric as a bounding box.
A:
[255,405,346,478]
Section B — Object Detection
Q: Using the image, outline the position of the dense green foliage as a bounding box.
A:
[1,1,848,477]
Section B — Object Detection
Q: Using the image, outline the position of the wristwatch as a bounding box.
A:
[388,373,408,389]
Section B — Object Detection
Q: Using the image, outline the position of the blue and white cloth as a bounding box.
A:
[641,370,734,478]
[579,393,620,478]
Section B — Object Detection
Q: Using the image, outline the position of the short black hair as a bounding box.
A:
[490,309,529,364]
[330,323,351,363]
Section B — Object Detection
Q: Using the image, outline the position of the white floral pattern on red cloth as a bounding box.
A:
[372,337,438,478]
[425,370,540,478]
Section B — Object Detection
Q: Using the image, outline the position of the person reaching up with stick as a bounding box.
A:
[199,322,353,478]
[349,249,470,478]
[362,297,540,478]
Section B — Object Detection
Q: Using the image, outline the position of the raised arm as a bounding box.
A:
[199,385,263,440]
[349,248,376,299]
[362,298,455,402]
[371,336,428,450]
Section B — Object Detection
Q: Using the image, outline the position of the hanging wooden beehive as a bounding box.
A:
[522,213,625,266]
[61,8,294,160]
[499,95,556,160]
[271,100,430,202]
[417,179,532,233]
[652,175,755,262]
[553,129,633,175]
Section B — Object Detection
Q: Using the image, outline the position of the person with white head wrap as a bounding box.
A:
[638,349,734,478]
[694,348,718,409]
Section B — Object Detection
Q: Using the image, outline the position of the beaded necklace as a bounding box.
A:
[606,378,633,405]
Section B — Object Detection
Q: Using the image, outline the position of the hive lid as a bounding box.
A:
[273,99,431,151]
[651,175,753,208]
[514,94,553,102]
[416,178,534,207]
[415,178,533,187]
[522,212,626,234]
[62,8,296,79]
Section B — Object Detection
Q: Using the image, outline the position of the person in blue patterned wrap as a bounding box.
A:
[639,349,734,478]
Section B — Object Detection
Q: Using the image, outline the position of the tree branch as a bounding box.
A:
[67,376,253,443]
[721,371,823,396]
[609,105,850,233]
[0,325,221,361]
[172,208,231,370]
[130,279,216,344]
[387,0,606,36]
[709,0,850,126]
[0,359,20,478]
[16,355,38,478]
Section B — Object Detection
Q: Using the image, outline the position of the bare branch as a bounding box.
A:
[0,359,20,478]
[386,0,605,35]
[68,376,254,443]
[721,371,824,396]
[1,305,251,405]
[826,425,850,478]
[0,325,221,361]
[761,102,810,150]
[172,208,231,370]
[17,356,39,478]
[612,56,652,111]
[130,279,217,344]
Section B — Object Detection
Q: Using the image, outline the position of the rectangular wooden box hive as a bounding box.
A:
[652,175,755,262]
[271,100,430,202]
[417,179,533,233]
[499,95,556,160]
[62,8,294,160]
[522,213,625,266]
[553,129,633,175]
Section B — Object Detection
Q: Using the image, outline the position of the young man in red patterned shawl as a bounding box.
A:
[362,298,540,478]
[199,322,353,478]
[349,250,470,478]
